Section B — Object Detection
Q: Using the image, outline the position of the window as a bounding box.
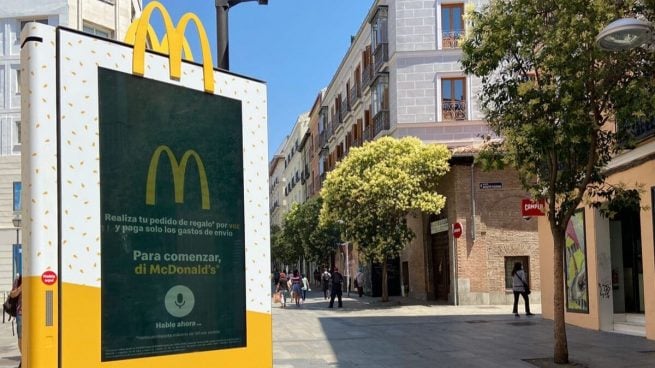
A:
[83,23,112,39]
[16,69,21,94]
[505,256,530,289]
[441,4,464,49]
[20,19,48,31]
[372,74,389,117]
[441,77,466,121]
[13,121,21,146]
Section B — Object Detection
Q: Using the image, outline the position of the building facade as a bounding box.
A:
[0,0,141,292]
[539,130,655,339]
[298,0,541,303]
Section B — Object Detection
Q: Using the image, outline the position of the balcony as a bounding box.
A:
[349,84,362,108]
[362,64,374,87]
[373,110,390,136]
[442,30,464,49]
[373,42,389,72]
[618,118,655,148]
[340,97,351,122]
[442,99,467,121]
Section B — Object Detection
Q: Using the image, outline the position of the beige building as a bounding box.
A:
[539,130,655,339]
[0,0,141,292]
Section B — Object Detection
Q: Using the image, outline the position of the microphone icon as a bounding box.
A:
[175,293,186,308]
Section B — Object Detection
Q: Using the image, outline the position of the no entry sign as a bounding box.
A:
[453,222,463,239]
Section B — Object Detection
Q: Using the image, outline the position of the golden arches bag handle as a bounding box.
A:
[127,1,215,93]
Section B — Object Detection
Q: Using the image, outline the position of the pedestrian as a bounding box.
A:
[276,271,288,308]
[9,274,22,368]
[355,269,364,297]
[321,268,331,300]
[328,267,344,308]
[301,273,311,302]
[290,270,303,307]
[512,262,534,317]
[313,269,320,287]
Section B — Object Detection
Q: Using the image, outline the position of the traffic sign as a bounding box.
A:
[453,222,463,239]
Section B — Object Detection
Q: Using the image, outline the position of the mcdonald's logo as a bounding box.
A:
[146,145,210,210]
[124,1,215,93]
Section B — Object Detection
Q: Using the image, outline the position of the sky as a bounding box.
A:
[143,0,375,159]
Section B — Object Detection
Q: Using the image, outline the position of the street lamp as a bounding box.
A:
[215,0,268,70]
[596,18,653,51]
[11,214,21,245]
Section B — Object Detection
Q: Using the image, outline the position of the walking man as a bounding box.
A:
[328,267,344,308]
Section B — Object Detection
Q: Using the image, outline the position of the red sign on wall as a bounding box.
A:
[41,270,57,285]
[521,199,546,217]
[452,222,463,238]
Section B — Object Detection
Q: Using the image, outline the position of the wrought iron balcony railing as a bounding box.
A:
[374,42,389,72]
[442,99,467,121]
[373,110,390,136]
[442,30,464,49]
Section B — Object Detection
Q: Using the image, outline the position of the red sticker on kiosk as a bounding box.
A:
[42,271,57,285]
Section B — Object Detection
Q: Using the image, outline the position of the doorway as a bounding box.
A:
[610,208,644,314]
[431,230,450,301]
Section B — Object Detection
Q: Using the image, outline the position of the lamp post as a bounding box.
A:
[596,18,653,51]
[215,0,268,70]
[12,214,21,245]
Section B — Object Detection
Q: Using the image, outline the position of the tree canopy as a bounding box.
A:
[279,197,340,265]
[461,0,655,363]
[320,137,450,300]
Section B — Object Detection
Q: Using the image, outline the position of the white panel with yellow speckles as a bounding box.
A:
[39,26,270,314]
[21,23,60,279]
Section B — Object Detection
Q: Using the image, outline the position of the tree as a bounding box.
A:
[461,0,655,363]
[320,137,450,301]
[280,197,341,267]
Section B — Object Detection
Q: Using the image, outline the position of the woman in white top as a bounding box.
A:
[512,262,534,317]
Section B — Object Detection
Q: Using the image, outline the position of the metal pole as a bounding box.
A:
[216,0,230,70]
[16,229,19,245]
[345,243,350,297]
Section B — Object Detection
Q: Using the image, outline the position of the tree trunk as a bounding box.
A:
[381,256,389,302]
[552,227,569,364]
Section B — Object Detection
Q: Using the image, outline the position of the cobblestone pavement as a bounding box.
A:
[274,290,655,368]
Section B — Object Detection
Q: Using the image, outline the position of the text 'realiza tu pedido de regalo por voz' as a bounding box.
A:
[104,213,241,276]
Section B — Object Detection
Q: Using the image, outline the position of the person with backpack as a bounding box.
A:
[321,268,331,300]
[9,275,22,367]
[328,267,344,308]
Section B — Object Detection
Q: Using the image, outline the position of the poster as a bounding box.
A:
[565,209,589,313]
[98,68,245,360]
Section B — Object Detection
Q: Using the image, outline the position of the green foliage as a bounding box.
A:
[279,197,341,264]
[461,0,655,230]
[320,137,450,263]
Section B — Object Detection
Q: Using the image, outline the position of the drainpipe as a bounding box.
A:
[452,235,459,305]
[470,161,476,240]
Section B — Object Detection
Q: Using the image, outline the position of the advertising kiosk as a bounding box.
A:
[20,2,271,367]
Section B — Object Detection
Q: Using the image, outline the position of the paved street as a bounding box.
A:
[1,290,654,367]
[274,290,655,368]
[0,318,20,368]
